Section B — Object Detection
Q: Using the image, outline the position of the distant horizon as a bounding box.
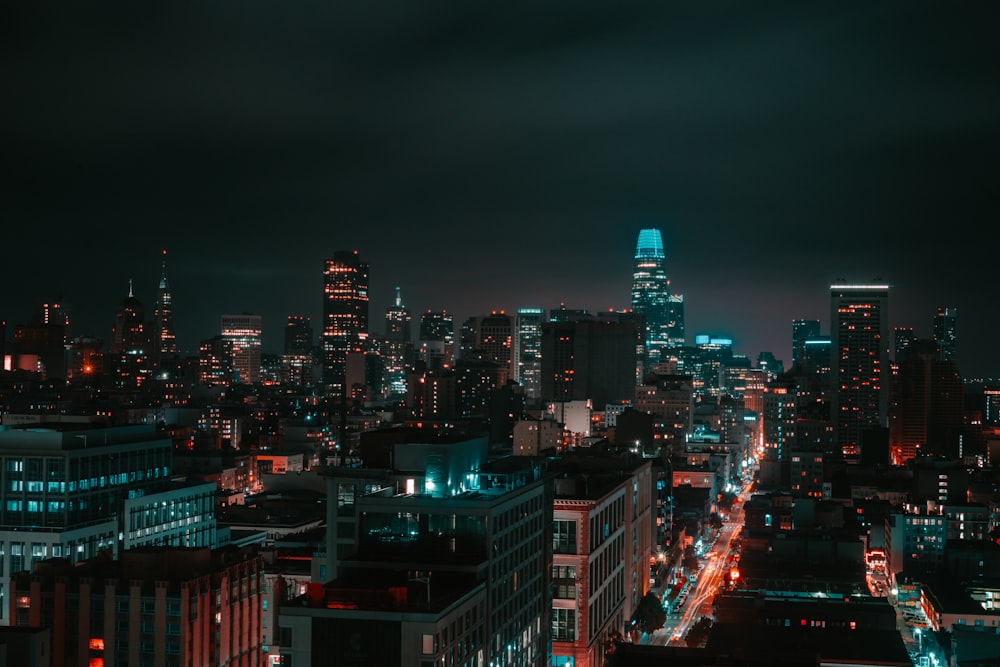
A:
[5,4,999,379]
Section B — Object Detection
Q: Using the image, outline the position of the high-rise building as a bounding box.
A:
[630,228,684,370]
[460,312,514,384]
[383,286,413,397]
[893,326,915,363]
[889,339,964,464]
[199,335,236,387]
[284,315,313,356]
[153,249,177,362]
[418,309,454,369]
[830,282,890,461]
[221,313,262,385]
[282,315,314,388]
[933,306,958,365]
[322,251,369,395]
[540,319,638,408]
[110,280,153,389]
[791,319,820,370]
[514,307,544,401]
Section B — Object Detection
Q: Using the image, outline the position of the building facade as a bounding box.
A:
[322,251,370,396]
[830,283,890,462]
[221,314,263,386]
[11,546,263,667]
[630,228,684,370]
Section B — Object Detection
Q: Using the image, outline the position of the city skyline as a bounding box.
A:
[5,3,1000,378]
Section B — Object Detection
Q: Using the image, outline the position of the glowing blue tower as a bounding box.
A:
[631,228,684,370]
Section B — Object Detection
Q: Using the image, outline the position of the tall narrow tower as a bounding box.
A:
[322,251,369,396]
[830,282,890,462]
[932,306,958,365]
[153,250,177,362]
[630,228,683,371]
[383,286,412,397]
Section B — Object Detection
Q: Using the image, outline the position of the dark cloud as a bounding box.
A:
[3,2,999,377]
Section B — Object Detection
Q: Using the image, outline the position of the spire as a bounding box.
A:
[159,249,169,289]
[395,286,402,307]
[128,278,134,298]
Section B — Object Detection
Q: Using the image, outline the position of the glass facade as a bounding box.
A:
[631,228,684,370]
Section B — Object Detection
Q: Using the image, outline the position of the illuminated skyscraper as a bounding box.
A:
[153,250,177,362]
[893,326,915,363]
[382,286,412,396]
[282,315,314,387]
[418,310,454,369]
[933,306,958,364]
[221,313,262,385]
[830,282,890,462]
[460,312,514,384]
[514,307,544,401]
[791,319,820,369]
[322,251,369,395]
[630,228,683,370]
[111,280,153,389]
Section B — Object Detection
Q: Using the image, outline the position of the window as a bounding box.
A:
[421,633,434,654]
[552,608,576,641]
[553,521,577,555]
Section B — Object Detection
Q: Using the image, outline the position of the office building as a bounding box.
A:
[322,251,370,396]
[894,326,915,363]
[514,307,545,401]
[933,306,958,365]
[460,312,514,384]
[287,440,551,667]
[889,339,964,464]
[110,280,153,389]
[0,424,202,626]
[540,319,638,408]
[12,545,263,667]
[383,286,413,397]
[221,313,263,385]
[153,250,177,363]
[630,229,684,370]
[283,315,313,356]
[830,283,890,462]
[281,316,314,388]
[418,310,455,370]
[199,335,236,387]
[791,319,820,370]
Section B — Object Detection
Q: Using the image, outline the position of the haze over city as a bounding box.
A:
[4,1,1000,379]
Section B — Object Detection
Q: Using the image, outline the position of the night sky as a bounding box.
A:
[4,3,1000,378]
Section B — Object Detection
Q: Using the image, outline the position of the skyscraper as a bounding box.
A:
[221,313,262,385]
[893,326,915,363]
[514,307,544,401]
[282,315,314,387]
[418,309,454,369]
[153,249,177,362]
[111,280,153,389]
[791,319,820,370]
[383,286,412,396]
[933,306,958,365]
[630,228,683,370]
[322,251,369,395]
[830,282,890,461]
[889,339,964,464]
[283,315,313,356]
